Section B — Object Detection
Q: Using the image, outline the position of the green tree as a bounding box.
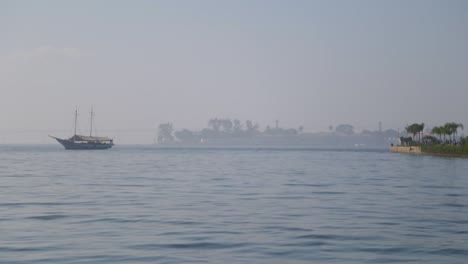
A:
[440,125,448,142]
[431,126,442,141]
[220,119,233,133]
[335,124,354,135]
[418,123,425,143]
[452,122,464,142]
[158,123,174,143]
[444,123,457,143]
[405,124,418,141]
[233,119,243,134]
[406,123,424,143]
[245,120,259,135]
[208,118,221,132]
[461,136,468,145]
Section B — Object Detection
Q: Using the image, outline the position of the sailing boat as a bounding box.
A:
[50,108,114,150]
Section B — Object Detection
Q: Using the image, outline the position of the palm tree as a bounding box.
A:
[444,123,456,143]
[405,124,417,141]
[442,122,464,143]
[431,126,442,142]
[455,123,464,142]
[418,123,425,143]
[440,125,448,143]
[406,123,424,143]
[403,123,428,144]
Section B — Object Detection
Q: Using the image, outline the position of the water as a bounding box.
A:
[1,145,468,264]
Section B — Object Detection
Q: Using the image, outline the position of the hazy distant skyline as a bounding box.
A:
[1,0,468,144]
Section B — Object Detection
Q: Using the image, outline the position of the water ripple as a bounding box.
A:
[1,145,467,264]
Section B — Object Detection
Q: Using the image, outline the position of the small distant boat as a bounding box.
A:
[50,108,114,150]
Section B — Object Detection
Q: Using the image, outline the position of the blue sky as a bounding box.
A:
[1,0,468,143]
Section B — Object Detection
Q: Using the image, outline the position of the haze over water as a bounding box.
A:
[2,0,468,144]
[1,145,467,263]
[2,1,468,263]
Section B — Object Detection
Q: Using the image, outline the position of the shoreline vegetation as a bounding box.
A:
[393,122,468,157]
[421,144,468,156]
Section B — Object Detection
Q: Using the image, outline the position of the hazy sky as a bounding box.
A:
[1,0,468,143]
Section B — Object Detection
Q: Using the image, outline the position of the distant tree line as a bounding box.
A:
[157,119,403,144]
[333,124,400,138]
[431,122,464,144]
[158,118,304,143]
[400,122,465,146]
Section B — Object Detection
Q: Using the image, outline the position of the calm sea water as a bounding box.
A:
[1,145,467,264]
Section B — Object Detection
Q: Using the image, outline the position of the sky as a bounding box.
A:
[1,0,468,144]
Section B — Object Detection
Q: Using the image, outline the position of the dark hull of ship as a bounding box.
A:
[55,138,113,150]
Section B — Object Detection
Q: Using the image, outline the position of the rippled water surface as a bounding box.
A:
[1,145,468,263]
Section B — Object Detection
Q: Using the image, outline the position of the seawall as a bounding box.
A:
[390,145,468,158]
[390,146,422,154]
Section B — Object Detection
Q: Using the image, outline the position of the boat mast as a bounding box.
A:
[89,106,94,137]
[74,108,78,136]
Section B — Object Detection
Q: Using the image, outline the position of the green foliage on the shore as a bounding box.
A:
[461,136,468,145]
[421,144,468,155]
[430,122,464,143]
[406,123,424,142]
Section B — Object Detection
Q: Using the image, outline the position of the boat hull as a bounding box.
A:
[54,137,113,150]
